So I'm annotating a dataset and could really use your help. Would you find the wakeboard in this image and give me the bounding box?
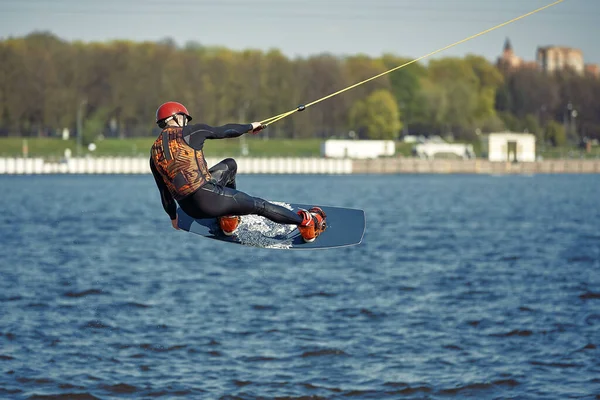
[176,202,365,250]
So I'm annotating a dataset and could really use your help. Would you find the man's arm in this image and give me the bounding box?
[185,123,253,140]
[210,123,255,139]
[149,158,177,221]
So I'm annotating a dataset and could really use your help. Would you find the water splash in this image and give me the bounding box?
[234,201,297,249]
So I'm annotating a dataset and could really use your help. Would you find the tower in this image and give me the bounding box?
[503,38,513,58]
[497,37,522,70]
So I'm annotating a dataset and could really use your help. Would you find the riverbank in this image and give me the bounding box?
[1,157,599,175]
[2,137,599,160]
[352,158,600,174]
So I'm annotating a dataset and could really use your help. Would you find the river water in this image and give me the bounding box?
[0,173,599,399]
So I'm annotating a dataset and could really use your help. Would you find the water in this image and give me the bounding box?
[0,173,599,399]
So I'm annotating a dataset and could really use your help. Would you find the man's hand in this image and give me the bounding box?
[250,122,265,134]
[171,215,180,230]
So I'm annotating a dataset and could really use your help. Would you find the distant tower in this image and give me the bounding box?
[497,38,522,70]
[503,38,513,57]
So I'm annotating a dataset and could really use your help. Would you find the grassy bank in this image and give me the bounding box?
[0,137,152,158]
[0,137,415,159]
[0,137,597,159]
[0,137,322,158]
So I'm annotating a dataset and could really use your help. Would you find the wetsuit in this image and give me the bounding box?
[150,122,302,226]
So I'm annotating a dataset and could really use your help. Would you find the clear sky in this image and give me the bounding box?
[2,0,599,65]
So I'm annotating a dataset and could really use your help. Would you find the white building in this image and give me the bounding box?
[413,142,475,159]
[481,132,536,162]
[321,140,395,159]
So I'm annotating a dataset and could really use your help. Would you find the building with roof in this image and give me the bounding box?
[536,46,584,74]
[481,132,536,163]
[496,38,599,77]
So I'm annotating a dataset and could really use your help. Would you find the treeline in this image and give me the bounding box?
[1,32,599,145]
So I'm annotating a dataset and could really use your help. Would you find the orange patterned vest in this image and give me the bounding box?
[150,127,211,200]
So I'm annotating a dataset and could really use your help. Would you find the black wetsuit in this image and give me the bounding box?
[150,122,302,225]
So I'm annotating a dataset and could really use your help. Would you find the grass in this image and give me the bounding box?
[0,137,155,159]
[536,144,600,160]
[203,137,322,157]
[0,136,598,160]
[0,136,324,159]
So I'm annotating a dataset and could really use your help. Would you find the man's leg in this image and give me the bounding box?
[182,183,302,225]
[209,158,237,189]
[179,183,326,241]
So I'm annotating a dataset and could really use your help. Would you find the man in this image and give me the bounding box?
[149,101,327,242]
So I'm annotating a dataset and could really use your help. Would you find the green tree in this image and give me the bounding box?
[423,57,480,137]
[343,54,390,100]
[497,111,521,132]
[554,70,600,140]
[82,106,112,145]
[294,54,349,138]
[464,55,504,123]
[522,114,542,139]
[546,120,566,147]
[349,89,401,140]
[379,54,426,130]
[479,114,505,133]
[3,32,599,143]
[412,79,447,133]
[500,69,560,119]
[1,32,74,136]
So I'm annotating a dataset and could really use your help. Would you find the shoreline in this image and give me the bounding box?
[1,157,599,175]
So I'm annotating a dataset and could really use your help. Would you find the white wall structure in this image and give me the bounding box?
[414,142,475,159]
[321,140,395,159]
[0,157,353,175]
[482,132,536,162]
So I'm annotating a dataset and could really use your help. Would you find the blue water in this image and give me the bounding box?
[0,173,599,400]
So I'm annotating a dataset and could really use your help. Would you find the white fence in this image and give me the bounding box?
[0,157,353,175]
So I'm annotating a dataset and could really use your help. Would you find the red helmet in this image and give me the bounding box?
[155,101,192,124]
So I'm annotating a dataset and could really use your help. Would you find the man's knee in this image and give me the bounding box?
[222,158,237,172]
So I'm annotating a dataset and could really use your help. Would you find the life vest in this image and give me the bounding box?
[150,127,211,200]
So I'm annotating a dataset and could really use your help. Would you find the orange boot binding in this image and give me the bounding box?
[297,207,327,242]
[218,215,241,236]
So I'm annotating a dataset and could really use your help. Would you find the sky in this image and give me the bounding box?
[1,0,599,65]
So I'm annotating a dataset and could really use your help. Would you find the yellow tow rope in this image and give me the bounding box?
[259,0,565,128]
